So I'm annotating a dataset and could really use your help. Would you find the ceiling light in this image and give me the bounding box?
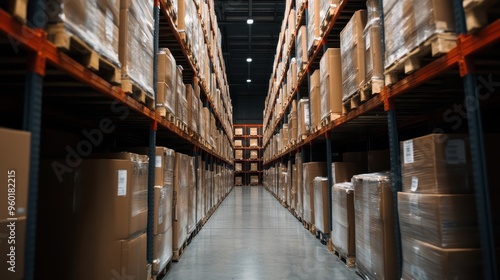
[247,79,252,83]
[247,58,252,62]
[247,19,254,24]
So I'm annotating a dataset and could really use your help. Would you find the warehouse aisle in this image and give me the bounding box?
[166,186,359,280]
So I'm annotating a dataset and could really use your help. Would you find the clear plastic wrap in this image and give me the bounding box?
[320,0,340,25]
[307,0,321,53]
[49,0,121,67]
[297,98,310,139]
[353,172,397,280]
[235,163,242,172]
[120,0,154,95]
[320,48,342,120]
[249,138,258,147]
[250,150,258,159]
[152,184,173,273]
[383,0,456,69]
[186,84,198,133]
[313,177,330,234]
[296,153,304,217]
[302,162,327,224]
[187,156,196,234]
[177,83,187,127]
[310,70,321,129]
[401,237,483,280]
[331,182,355,258]
[400,134,472,194]
[173,153,188,250]
[296,26,308,72]
[340,10,367,101]
[398,192,479,248]
[157,48,177,115]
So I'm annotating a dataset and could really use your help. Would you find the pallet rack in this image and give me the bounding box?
[234,124,263,186]
[0,0,234,279]
[262,0,499,279]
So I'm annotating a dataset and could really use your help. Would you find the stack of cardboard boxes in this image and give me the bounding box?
[331,182,356,266]
[320,48,342,122]
[303,162,327,226]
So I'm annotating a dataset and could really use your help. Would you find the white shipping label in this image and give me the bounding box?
[446,139,466,164]
[117,170,127,196]
[155,156,162,168]
[403,140,414,164]
[410,176,419,192]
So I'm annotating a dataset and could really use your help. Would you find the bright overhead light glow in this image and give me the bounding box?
[246,58,252,62]
[247,79,252,83]
[247,19,254,24]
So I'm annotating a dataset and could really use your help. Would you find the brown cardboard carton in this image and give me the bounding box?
[250,163,258,171]
[197,157,204,222]
[291,164,298,210]
[296,26,308,69]
[250,150,259,159]
[153,227,173,274]
[250,175,259,184]
[0,128,30,221]
[153,185,173,235]
[320,48,343,120]
[364,13,384,93]
[187,156,197,234]
[307,0,321,52]
[313,177,330,234]
[296,153,304,218]
[331,162,368,184]
[235,150,243,160]
[235,127,243,136]
[353,172,397,280]
[303,162,327,224]
[401,237,482,280]
[298,98,310,139]
[249,138,259,147]
[234,140,243,147]
[398,192,479,248]
[310,70,322,129]
[400,134,472,193]
[173,153,188,251]
[124,147,175,187]
[331,183,355,258]
[235,163,243,172]
[250,127,259,136]
[0,218,26,280]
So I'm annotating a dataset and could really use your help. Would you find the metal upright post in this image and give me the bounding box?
[453,1,497,278]
[24,1,46,279]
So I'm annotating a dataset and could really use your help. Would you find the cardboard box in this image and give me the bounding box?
[197,157,205,222]
[353,172,397,280]
[320,48,343,120]
[310,69,322,129]
[298,98,310,139]
[0,128,30,221]
[173,153,188,251]
[153,185,173,235]
[157,49,177,115]
[124,147,175,187]
[235,127,243,136]
[303,162,327,224]
[307,0,321,52]
[402,237,482,280]
[235,163,243,172]
[234,139,243,147]
[296,26,308,69]
[363,5,384,93]
[249,138,259,147]
[313,177,330,234]
[235,150,243,159]
[235,176,242,186]
[250,150,259,159]
[291,164,298,210]
[331,162,368,184]
[341,10,367,101]
[250,127,259,136]
[250,163,258,171]
[153,227,173,274]
[0,218,26,280]
[296,153,304,218]
[331,182,355,258]
[250,175,259,184]
[401,134,472,193]
[187,156,197,234]
[398,192,479,248]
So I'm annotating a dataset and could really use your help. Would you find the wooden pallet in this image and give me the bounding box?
[307,39,321,57]
[464,0,494,33]
[122,78,155,109]
[151,258,173,280]
[46,23,121,85]
[3,0,27,24]
[320,112,341,127]
[384,32,456,85]
[333,246,356,268]
[342,89,371,114]
[296,2,306,27]
[172,239,188,262]
[315,230,329,245]
[361,78,384,97]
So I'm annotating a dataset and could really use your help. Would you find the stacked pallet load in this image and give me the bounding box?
[362,0,384,97]
[303,162,327,231]
[187,156,197,236]
[331,182,356,267]
[383,0,456,85]
[173,153,189,261]
[398,134,485,279]
[313,177,330,242]
[320,48,342,125]
[353,172,397,279]
[157,48,178,118]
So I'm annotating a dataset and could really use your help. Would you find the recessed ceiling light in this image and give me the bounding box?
[247,58,252,62]
[247,19,254,24]
[247,79,252,83]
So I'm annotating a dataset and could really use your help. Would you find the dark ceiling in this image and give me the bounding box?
[214,0,286,98]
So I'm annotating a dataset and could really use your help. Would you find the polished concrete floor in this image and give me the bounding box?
[165,186,359,280]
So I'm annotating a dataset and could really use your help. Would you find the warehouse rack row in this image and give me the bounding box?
[234,124,263,186]
[262,0,499,279]
[0,0,235,279]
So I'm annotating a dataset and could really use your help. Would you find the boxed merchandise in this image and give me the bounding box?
[298,98,310,139]
[235,163,243,172]
[124,147,175,188]
[235,149,243,159]
[152,185,173,273]
[0,128,30,221]
[364,0,384,94]
[177,82,188,127]
[402,237,482,280]
[331,182,355,259]
[157,48,177,116]
[313,177,330,234]
[401,134,472,193]
[173,153,189,253]
[398,192,479,248]
[320,1,341,26]
[0,217,26,280]
[249,138,259,147]
[291,164,298,210]
[250,150,259,159]
[296,152,304,218]
[235,176,242,186]
[187,157,197,234]
[250,127,258,136]
[119,0,154,96]
[186,84,199,133]
[296,26,308,71]
[286,161,293,205]
[250,175,259,185]
[320,48,343,120]
[250,163,258,171]
[290,58,297,89]
[235,139,243,147]
[331,162,367,184]
[310,70,322,129]
[235,127,243,136]
[340,10,367,101]
[353,172,397,280]
[303,162,327,224]
[307,0,321,53]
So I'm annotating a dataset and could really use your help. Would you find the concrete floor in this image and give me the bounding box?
[165,186,359,280]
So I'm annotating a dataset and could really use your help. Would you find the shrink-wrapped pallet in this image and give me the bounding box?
[320,48,342,120]
[331,182,356,260]
[303,162,327,224]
